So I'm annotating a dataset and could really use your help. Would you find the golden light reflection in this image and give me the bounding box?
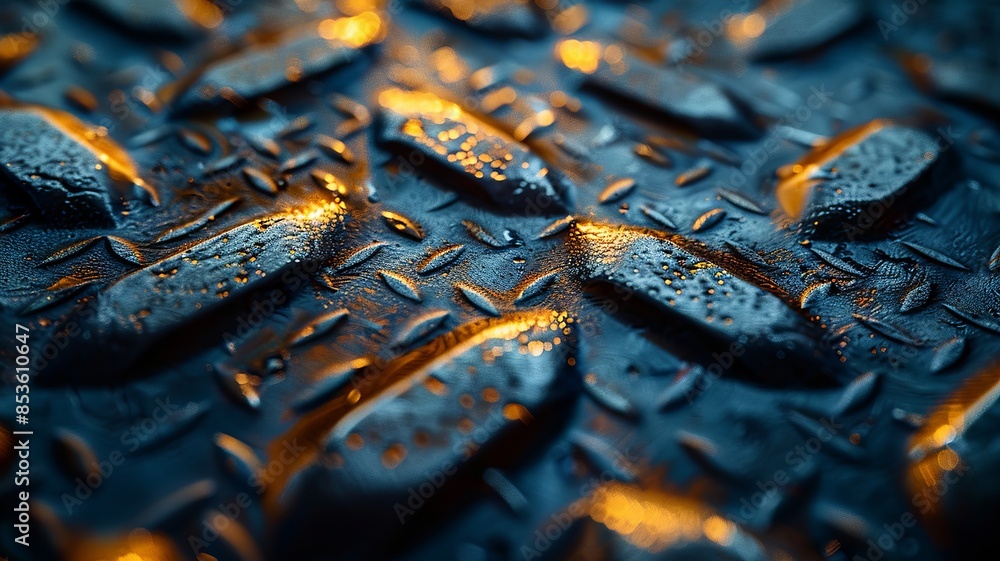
[336,0,386,15]
[264,310,571,515]
[502,403,532,422]
[726,13,767,43]
[431,46,467,84]
[440,0,475,21]
[177,0,224,29]
[0,99,158,204]
[0,33,38,69]
[330,310,568,439]
[907,363,999,526]
[588,482,744,553]
[68,529,181,561]
[287,200,347,223]
[937,448,959,471]
[776,119,889,218]
[603,43,624,64]
[552,4,590,35]
[557,39,602,74]
[378,88,465,121]
[433,0,530,22]
[379,88,533,183]
[724,0,801,46]
[315,171,348,194]
[318,11,383,48]
[481,86,517,113]
[908,363,1000,462]
[703,515,736,546]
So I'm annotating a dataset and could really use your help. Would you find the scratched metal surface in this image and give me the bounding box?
[0,0,999,560]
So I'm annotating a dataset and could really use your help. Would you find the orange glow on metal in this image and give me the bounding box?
[0,100,158,204]
[318,11,383,47]
[907,363,999,524]
[178,0,224,29]
[557,39,602,74]
[587,481,737,553]
[379,88,533,183]
[378,88,465,121]
[0,33,38,67]
[263,311,571,514]
[776,119,890,218]
[726,13,766,43]
[68,530,182,561]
